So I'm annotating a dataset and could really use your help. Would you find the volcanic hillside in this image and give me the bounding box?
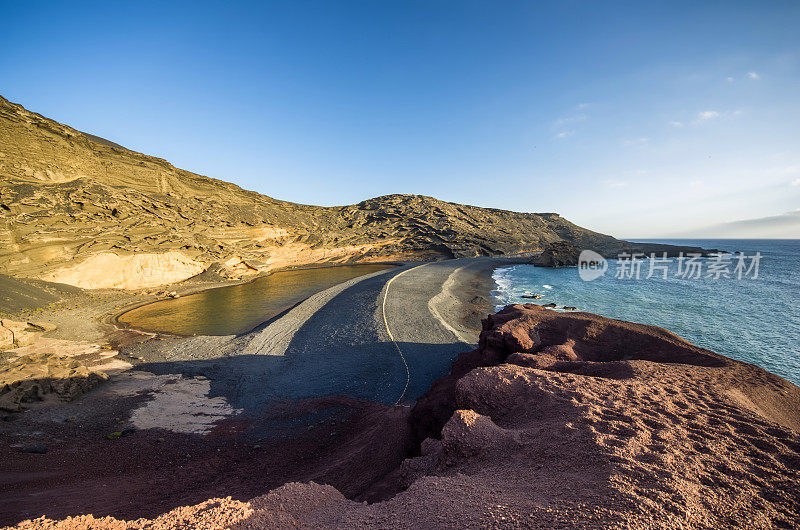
[0,95,620,289]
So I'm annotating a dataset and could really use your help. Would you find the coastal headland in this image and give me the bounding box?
[1,95,798,528]
[0,255,796,527]
[2,258,799,528]
[0,94,714,292]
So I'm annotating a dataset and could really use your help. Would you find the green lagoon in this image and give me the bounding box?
[118,264,395,336]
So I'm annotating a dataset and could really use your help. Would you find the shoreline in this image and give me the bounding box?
[118,257,527,404]
[5,268,799,527]
[0,257,524,525]
[107,260,406,337]
[2,256,800,527]
[1,254,514,349]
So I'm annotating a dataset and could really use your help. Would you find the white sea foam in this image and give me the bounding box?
[491,266,516,307]
[486,242,800,387]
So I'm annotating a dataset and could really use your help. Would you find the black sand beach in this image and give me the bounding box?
[0,257,523,524]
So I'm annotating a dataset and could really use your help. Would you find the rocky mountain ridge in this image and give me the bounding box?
[1,94,657,289]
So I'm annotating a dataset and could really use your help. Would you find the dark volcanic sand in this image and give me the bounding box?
[1,258,508,525]
[5,271,800,528]
[1,395,411,524]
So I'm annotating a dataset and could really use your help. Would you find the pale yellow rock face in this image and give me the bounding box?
[0,323,13,349]
[221,255,259,276]
[42,251,206,289]
[0,318,130,412]
[0,319,53,349]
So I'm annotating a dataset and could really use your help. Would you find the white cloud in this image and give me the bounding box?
[602,179,627,188]
[623,137,649,147]
[697,110,720,121]
[726,76,735,82]
[553,114,587,127]
[555,131,574,139]
[747,71,760,80]
[758,165,800,181]
[576,103,591,110]
[670,109,741,128]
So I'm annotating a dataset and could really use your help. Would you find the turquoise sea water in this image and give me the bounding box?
[492,239,800,385]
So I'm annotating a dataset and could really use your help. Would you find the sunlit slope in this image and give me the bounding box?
[0,95,619,288]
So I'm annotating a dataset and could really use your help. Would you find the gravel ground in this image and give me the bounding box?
[0,257,523,525]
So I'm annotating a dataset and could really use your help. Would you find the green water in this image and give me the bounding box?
[118,264,396,336]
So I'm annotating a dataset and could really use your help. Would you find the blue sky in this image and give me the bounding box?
[1,1,799,237]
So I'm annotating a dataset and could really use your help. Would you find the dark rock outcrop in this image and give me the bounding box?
[601,241,719,259]
[531,240,718,268]
[531,241,581,267]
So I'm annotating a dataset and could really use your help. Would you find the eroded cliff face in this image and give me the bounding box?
[0,95,620,289]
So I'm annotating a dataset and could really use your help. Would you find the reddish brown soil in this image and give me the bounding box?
[10,304,800,528]
[1,396,411,526]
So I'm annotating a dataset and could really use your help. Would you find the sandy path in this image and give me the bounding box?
[379,258,505,401]
[241,267,397,357]
[378,261,484,404]
[426,266,475,344]
[379,263,428,405]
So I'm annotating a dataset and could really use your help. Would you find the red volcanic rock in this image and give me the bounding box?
[480,303,726,366]
[16,304,800,528]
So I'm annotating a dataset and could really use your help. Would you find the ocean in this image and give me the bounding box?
[492,239,800,385]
